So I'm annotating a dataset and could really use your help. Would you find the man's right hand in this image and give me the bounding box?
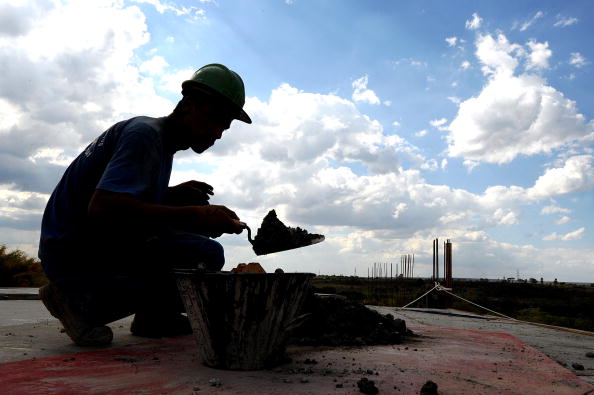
[189,205,244,238]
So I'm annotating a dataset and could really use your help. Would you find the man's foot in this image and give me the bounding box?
[130,312,192,338]
[39,283,113,347]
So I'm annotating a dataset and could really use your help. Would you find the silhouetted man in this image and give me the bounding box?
[38,64,251,346]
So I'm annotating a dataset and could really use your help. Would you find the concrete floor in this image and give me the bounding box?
[1,291,594,393]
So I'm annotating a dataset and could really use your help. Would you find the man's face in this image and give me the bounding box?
[182,102,233,153]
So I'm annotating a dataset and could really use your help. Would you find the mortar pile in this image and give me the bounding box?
[251,210,324,255]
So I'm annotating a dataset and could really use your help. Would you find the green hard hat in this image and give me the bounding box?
[181,63,252,124]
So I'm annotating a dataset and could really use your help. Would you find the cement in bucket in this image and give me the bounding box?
[174,271,315,370]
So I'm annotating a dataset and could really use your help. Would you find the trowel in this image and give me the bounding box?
[240,210,325,256]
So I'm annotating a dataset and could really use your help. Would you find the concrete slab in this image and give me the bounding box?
[0,288,39,300]
[2,325,592,394]
[1,299,593,393]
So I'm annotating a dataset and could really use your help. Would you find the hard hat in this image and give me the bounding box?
[181,63,252,124]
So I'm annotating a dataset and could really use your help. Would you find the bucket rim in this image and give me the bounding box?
[172,269,316,278]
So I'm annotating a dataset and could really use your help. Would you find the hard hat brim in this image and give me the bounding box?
[182,81,252,124]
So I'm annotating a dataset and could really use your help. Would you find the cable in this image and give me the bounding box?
[399,284,439,309]
[397,283,594,338]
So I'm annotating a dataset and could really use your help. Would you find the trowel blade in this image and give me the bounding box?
[247,209,326,256]
[254,235,325,256]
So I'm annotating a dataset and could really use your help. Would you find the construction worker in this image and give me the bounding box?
[38,64,250,346]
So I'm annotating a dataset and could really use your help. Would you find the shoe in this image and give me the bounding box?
[130,313,192,338]
[39,283,113,347]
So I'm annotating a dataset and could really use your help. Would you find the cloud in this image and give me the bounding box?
[0,1,173,192]
[465,13,482,30]
[526,40,551,70]
[415,130,427,137]
[460,60,471,70]
[541,205,571,215]
[131,0,206,19]
[445,36,458,47]
[556,216,570,225]
[543,227,585,241]
[554,15,578,28]
[528,155,594,199]
[447,34,593,165]
[569,52,587,68]
[140,55,169,75]
[352,75,381,105]
[518,11,544,31]
[430,118,448,131]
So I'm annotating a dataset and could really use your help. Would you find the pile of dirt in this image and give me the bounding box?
[289,293,408,346]
[252,210,324,255]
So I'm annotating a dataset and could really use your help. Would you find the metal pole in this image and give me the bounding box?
[436,238,439,281]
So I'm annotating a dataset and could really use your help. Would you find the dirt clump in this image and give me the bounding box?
[420,380,438,394]
[357,377,379,394]
[252,210,324,255]
[290,293,407,346]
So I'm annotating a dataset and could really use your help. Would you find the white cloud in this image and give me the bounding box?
[430,118,448,131]
[447,33,593,165]
[160,68,195,93]
[131,0,206,19]
[0,0,173,193]
[554,15,578,28]
[392,121,401,128]
[352,75,381,105]
[519,11,544,31]
[460,60,471,70]
[447,96,461,104]
[543,227,585,241]
[541,205,571,215]
[556,216,570,225]
[528,155,594,199]
[430,118,447,127]
[140,55,169,75]
[569,52,587,68]
[445,36,458,47]
[526,40,552,70]
[415,129,427,137]
[465,13,482,30]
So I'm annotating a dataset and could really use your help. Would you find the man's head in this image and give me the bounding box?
[182,63,251,124]
[171,64,251,153]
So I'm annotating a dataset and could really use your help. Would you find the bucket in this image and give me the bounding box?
[174,270,315,370]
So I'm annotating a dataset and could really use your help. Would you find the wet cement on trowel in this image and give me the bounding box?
[251,210,324,255]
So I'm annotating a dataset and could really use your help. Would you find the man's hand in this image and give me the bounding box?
[190,205,244,238]
[166,180,214,206]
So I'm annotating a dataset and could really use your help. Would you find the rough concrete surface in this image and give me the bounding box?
[1,294,593,394]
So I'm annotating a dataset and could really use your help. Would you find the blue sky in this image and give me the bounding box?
[1,0,593,281]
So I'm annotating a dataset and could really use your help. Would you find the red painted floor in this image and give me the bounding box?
[1,325,592,394]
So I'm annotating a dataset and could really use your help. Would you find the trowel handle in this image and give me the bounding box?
[239,222,254,244]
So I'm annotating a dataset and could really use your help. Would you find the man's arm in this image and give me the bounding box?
[88,189,243,237]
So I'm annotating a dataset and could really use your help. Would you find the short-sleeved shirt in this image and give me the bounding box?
[39,116,173,276]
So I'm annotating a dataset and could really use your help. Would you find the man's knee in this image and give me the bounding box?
[203,239,224,271]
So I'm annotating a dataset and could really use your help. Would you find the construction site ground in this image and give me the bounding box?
[1,288,593,394]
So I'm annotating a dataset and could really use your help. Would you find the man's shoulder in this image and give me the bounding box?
[115,116,166,142]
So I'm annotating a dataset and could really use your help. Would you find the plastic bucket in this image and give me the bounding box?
[174,270,315,370]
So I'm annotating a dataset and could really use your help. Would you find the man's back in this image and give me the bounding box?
[39,116,172,277]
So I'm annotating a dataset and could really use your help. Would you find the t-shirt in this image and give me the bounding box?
[38,116,173,274]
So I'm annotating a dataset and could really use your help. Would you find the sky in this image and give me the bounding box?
[1,0,593,282]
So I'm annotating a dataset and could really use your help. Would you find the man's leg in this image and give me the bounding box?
[40,232,225,344]
[129,231,225,337]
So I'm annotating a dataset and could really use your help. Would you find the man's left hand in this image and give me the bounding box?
[167,180,214,206]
